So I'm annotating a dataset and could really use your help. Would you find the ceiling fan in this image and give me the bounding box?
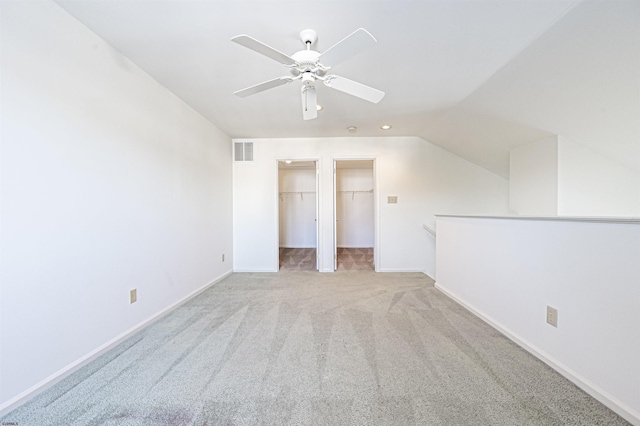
[231,28,385,120]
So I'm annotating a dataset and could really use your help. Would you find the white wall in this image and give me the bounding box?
[558,137,640,216]
[510,135,640,217]
[509,137,558,215]
[435,216,640,424]
[336,166,374,248]
[0,1,232,412]
[233,136,509,275]
[279,167,317,248]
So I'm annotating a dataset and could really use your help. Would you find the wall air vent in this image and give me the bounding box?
[234,141,254,161]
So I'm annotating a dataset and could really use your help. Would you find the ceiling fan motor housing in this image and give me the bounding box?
[292,50,321,68]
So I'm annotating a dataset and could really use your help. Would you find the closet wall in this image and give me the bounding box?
[336,164,374,248]
[279,166,317,248]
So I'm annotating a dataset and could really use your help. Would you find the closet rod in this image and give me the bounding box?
[337,189,374,200]
[279,191,316,201]
[279,191,317,194]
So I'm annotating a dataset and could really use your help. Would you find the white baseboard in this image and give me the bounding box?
[435,282,640,426]
[0,270,233,418]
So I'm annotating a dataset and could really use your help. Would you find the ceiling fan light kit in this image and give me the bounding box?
[231,28,385,120]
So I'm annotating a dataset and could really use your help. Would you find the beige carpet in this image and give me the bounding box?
[1,271,628,425]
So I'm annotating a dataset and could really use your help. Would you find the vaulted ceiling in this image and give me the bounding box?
[54,0,639,178]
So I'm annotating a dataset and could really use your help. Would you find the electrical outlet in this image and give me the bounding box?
[546,306,558,327]
[387,196,398,204]
[222,253,225,262]
[130,289,137,304]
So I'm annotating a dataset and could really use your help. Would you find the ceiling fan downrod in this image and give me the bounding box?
[299,29,317,49]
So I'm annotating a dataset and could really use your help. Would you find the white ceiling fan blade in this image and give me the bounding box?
[231,35,295,65]
[234,76,293,98]
[301,86,318,120]
[319,28,377,67]
[323,75,385,103]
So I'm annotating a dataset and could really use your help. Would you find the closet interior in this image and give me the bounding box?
[278,160,318,271]
[335,160,375,270]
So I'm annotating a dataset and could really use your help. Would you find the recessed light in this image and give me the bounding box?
[317,104,323,111]
[285,160,292,164]
[347,126,357,133]
[380,124,392,130]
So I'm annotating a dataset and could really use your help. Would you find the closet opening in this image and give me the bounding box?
[278,160,319,271]
[333,160,375,271]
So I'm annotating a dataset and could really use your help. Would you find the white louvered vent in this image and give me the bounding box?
[234,142,254,161]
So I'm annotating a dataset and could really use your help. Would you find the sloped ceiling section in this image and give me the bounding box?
[53,0,638,177]
[424,0,640,177]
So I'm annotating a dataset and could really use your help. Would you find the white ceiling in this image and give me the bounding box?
[54,0,639,177]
